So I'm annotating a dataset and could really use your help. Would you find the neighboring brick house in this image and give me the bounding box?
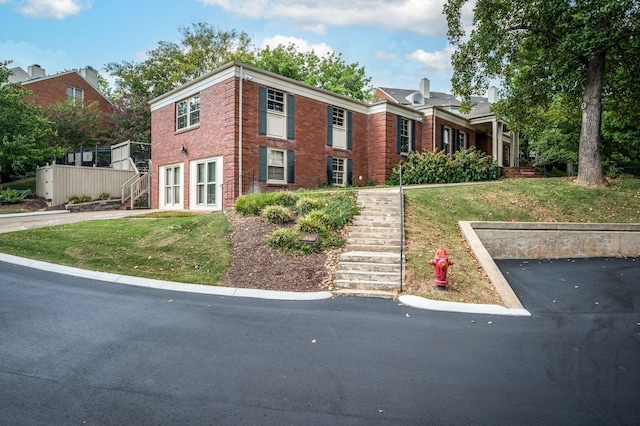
[9,64,112,113]
[150,61,516,211]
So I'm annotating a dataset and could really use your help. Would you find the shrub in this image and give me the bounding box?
[386,147,499,185]
[272,191,299,207]
[0,188,29,205]
[266,228,310,253]
[297,213,328,235]
[261,205,294,224]
[295,196,324,214]
[98,192,111,200]
[321,193,359,229]
[67,195,93,204]
[234,192,278,215]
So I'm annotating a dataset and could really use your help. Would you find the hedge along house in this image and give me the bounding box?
[149,61,424,211]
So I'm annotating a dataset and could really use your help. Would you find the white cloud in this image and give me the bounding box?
[406,46,454,73]
[375,50,396,61]
[261,35,334,56]
[199,0,461,36]
[11,0,91,19]
[1,40,75,72]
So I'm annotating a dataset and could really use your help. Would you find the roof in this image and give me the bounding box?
[377,87,461,108]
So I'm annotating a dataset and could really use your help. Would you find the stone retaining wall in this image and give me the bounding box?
[65,199,122,213]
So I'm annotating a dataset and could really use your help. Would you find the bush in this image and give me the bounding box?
[386,147,499,185]
[266,228,310,253]
[295,196,324,214]
[297,212,328,235]
[234,192,278,215]
[98,192,111,200]
[261,205,294,224]
[272,191,299,207]
[67,194,93,204]
[322,193,359,229]
[0,188,29,205]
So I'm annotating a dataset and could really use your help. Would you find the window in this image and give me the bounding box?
[196,161,216,206]
[331,107,347,149]
[161,165,182,208]
[259,146,294,184]
[332,107,345,127]
[66,86,83,105]
[267,89,284,112]
[332,157,347,186]
[176,94,200,130]
[441,126,451,153]
[456,131,467,152]
[399,117,411,154]
[268,148,286,182]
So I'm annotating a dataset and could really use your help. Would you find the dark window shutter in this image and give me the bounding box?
[287,94,295,140]
[287,150,295,183]
[396,115,402,154]
[347,159,353,186]
[440,124,445,151]
[327,106,333,147]
[411,119,416,152]
[327,156,333,184]
[258,87,267,135]
[452,129,459,153]
[347,111,353,150]
[259,146,267,181]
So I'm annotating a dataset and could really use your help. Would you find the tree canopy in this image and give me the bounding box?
[444,0,640,186]
[0,62,58,180]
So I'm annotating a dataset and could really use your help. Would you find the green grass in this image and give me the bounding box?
[1,177,36,192]
[403,177,640,304]
[0,211,231,285]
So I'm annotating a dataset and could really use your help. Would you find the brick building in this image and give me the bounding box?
[150,61,518,211]
[9,64,111,113]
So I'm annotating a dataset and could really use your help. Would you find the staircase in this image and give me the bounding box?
[333,189,404,293]
[502,167,546,179]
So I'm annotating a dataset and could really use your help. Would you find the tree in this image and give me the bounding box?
[0,62,58,181]
[108,92,151,144]
[42,101,112,151]
[249,44,372,100]
[444,0,640,186]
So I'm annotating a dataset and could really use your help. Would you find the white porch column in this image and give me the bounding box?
[492,119,500,164]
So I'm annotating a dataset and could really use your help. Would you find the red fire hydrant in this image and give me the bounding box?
[429,247,454,289]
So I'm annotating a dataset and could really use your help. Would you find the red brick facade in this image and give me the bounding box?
[150,62,494,211]
[22,72,111,113]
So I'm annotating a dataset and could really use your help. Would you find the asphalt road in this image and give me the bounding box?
[1,258,639,425]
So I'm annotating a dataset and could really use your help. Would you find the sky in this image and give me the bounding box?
[0,0,476,94]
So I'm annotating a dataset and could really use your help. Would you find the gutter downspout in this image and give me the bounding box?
[238,66,244,198]
[432,108,437,151]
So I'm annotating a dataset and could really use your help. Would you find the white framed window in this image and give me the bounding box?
[190,157,222,210]
[266,89,286,138]
[332,157,347,186]
[332,107,347,149]
[160,164,183,209]
[441,126,451,154]
[66,86,83,105]
[176,94,200,130]
[268,148,286,183]
[456,131,467,151]
[400,117,411,154]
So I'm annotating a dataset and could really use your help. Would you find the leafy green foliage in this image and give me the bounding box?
[271,191,299,207]
[66,195,93,204]
[0,61,59,179]
[295,196,325,215]
[296,213,328,235]
[266,228,310,253]
[0,188,29,204]
[261,205,294,224]
[98,192,111,200]
[387,148,499,185]
[42,100,112,151]
[234,192,281,215]
[444,0,639,186]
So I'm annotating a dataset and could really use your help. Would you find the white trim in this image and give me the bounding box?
[159,163,183,209]
[189,156,223,211]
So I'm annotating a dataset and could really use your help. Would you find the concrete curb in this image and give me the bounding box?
[0,210,70,219]
[399,295,531,317]
[0,253,333,302]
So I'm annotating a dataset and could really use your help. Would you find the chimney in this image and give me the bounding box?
[80,66,98,87]
[28,64,46,79]
[419,78,430,98]
[488,86,499,103]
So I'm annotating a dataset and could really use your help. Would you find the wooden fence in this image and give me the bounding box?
[36,164,136,207]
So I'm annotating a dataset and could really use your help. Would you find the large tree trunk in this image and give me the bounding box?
[576,52,608,187]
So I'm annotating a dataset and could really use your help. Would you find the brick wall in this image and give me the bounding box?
[23,72,111,114]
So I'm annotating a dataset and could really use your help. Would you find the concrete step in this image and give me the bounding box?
[335,269,402,283]
[336,261,402,273]
[345,244,402,253]
[333,279,402,292]
[352,216,401,225]
[339,251,404,264]
[347,237,402,246]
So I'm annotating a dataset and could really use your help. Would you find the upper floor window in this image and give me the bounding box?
[66,86,83,105]
[327,106,352,150]
[332,107,345,127]
[177,94,200,130]
[267,89,284,112]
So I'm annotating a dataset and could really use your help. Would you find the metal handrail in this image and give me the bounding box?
[220,169,255,211]
[399,164,404,293]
